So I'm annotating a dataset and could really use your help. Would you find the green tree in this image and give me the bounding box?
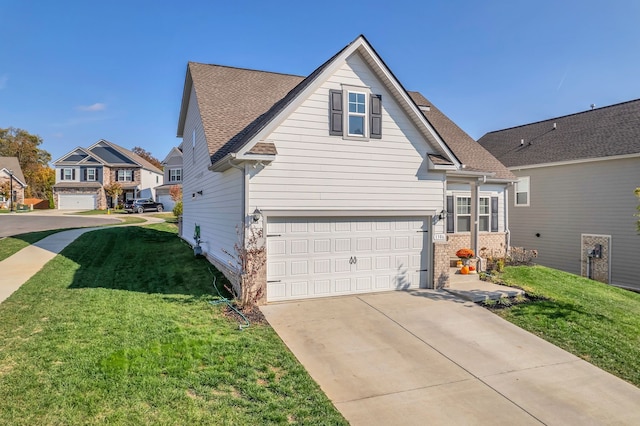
[104,182,123,208]
[0,127,54,199]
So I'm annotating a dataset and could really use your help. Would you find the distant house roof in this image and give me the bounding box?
[477,99,640,168]
[178,37,512,181]
[0,156,27,186]
[54,140,163,174]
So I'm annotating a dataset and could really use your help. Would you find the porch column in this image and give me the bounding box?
[470,180,479,264]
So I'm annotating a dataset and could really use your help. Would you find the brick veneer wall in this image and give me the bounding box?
[433,241,450,288]
[447,233,508,258]
[581,235,610,284]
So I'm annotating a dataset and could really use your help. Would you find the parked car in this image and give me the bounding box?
[123,198,164,214]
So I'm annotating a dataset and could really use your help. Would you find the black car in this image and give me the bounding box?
[123,198,164,214]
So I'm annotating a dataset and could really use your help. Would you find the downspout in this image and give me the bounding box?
[505,183,511,254]
[226,159,246,224]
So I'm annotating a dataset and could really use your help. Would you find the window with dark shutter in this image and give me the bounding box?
[370,94,382,139]
[446,196,454,233]
[329,90,343,136]
[491,197,499,232]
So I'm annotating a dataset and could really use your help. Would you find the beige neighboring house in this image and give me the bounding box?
[155,146,183,211]
[52,139,164,210]
[176,35,515,303]
[478,99,640,291]
[0,156,27,209]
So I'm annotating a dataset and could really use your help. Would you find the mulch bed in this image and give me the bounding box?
[223,304,268,325]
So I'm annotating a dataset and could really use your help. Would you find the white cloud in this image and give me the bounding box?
[0,74,8,90]
[76,102,107,112]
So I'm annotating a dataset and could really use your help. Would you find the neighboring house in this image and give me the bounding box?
[478,99,640,291]
[176,35,515,303]
[0,156,27,209]
[155,146,183,211]
[52,139,164,210]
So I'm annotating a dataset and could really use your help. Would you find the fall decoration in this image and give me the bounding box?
[460,265,470,275]
[456,248,475,259]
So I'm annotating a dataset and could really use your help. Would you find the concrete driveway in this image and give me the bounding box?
[0,211,120,237]
[261,291,640,425]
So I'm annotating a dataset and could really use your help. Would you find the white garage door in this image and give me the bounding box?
[266,217,429,302]
[59,194,96,210]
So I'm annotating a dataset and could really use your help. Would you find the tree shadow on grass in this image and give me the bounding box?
[508,299,612,324]
[65,226,233,299]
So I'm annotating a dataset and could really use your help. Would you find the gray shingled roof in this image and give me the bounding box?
[185,52,514,180]
[477,99,640,167]
[0,156,27,186]
[188,63,305,163]
[408,92,515,180]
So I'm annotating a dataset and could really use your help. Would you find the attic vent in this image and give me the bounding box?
[419,105,431,112]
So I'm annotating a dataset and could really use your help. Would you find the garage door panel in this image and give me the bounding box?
[267,216,429,302]
[59,194,96,210]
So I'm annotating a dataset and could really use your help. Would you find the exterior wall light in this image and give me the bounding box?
[252,208,262,222]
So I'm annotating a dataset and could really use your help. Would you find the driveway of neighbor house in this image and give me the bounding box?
[261,291,640,425]
[0,211,120,237]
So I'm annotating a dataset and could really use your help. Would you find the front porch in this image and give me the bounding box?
[445,268,523,302]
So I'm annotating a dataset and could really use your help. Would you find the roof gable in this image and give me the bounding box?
[0,156,27,186]
[53,147,104,166]
[178,35,462,170]
[87,140,163,173]
[478,99,640,168]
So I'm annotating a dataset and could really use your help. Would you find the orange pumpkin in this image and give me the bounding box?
[460,266,470,275]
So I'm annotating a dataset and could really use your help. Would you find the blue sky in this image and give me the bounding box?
[1,0,639,163]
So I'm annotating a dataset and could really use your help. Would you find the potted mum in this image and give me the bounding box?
[455,248,475,274]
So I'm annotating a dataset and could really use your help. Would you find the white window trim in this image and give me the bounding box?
[87,168,96,181]
[169,168,182,182]
[63,168,73,181]
[342,85,371,141]
[515,176,530,207]
[479,197,490,232]
[117,169,133,182]
[451,193,495,233]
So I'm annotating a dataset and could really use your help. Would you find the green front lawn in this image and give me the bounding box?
[0,224,345,425]
[495,265,640,387]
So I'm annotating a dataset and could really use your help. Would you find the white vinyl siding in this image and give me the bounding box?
[249,53,445,220]
[508,157,639,290]
[181,85,243,267]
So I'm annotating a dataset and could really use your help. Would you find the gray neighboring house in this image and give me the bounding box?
[155,146,183,211]
[478,99,640,291]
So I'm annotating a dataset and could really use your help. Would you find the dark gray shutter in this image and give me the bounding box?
[491,196,498,232]
[72,169,76,180]
[132,170,135,181]
[370,94,382,139]
[446,196,454,233]
[60,169,64,180]
[329,89,343,136]
[83,169,87,181]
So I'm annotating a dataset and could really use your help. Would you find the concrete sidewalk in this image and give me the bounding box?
[262,291,640,425]
[0,216,165,304]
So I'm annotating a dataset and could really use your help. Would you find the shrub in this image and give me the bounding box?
[173,201,183,217]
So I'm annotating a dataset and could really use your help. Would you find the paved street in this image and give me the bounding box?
[0,211,120,237]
